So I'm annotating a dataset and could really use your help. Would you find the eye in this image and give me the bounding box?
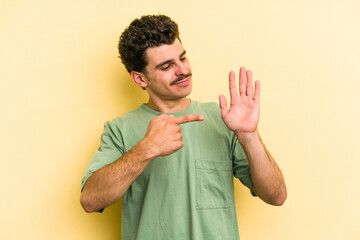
[161,63,173,71]
[180,56,187,62]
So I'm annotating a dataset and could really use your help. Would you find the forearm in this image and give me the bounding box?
[236,131,287,206]
[80,139,155,213]
[80,113,203,213]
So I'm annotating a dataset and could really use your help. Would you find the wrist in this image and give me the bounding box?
[235,130,260,145]
[133,138,158,162]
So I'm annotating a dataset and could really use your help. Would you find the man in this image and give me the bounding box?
[80,15,286,239]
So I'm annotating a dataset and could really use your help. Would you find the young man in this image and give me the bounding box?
[80,15,286,239]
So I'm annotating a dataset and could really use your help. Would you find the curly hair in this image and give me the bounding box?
[118,15,180,73]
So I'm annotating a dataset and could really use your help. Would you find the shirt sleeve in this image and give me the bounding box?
[80,120,125,192]
[232,134,257,197]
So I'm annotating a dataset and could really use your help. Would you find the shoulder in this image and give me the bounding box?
[110,105,149,124]
[103,105,150,134]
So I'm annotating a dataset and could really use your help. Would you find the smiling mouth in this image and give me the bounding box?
[170,73,192,86]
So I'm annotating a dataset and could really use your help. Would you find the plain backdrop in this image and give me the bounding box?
[1,0,359,239]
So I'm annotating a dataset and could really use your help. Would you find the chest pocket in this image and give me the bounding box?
[195,159,234,209]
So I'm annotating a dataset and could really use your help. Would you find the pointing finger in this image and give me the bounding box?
[229,71,238,98]
[172,115,204,125]
[154,113,174,122]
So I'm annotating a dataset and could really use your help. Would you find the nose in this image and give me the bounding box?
[175,61,188,76]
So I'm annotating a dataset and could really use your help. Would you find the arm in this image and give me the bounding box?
[236,131,286,206]
[219,67,287,206]
[80,114,204,213]
[80,139,155,213]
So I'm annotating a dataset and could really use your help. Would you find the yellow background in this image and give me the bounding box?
[1,0,359,239]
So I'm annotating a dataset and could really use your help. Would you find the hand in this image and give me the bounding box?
[219,67,260,134]
[143,114,204,157]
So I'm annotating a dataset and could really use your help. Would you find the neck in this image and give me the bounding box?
[146,97,191,113]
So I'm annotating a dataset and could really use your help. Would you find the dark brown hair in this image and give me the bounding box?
[118,15,180,73]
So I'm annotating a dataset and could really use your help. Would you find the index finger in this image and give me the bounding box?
[172,115,204,124]
[153,113,174,122]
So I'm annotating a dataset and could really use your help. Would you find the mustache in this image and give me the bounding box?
[170,73,192,86]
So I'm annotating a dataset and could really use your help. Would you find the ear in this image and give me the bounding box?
[130,71,147,88]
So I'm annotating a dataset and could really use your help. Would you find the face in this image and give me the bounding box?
[137,39,192,102]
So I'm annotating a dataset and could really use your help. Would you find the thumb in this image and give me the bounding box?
[219,95,229,118]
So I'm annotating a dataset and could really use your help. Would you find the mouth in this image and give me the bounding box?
[170,73,192,86]
[173,77,190,86]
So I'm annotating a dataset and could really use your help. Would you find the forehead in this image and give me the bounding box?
[145,39,185,67]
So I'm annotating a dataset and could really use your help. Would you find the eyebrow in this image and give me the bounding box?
[155,50,187,69]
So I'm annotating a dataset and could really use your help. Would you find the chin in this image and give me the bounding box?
[181,85,192,98]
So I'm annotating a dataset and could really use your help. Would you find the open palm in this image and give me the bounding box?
[219,67,260,133]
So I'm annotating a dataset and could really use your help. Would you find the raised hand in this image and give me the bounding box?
[143,114,204,157]
[219,67,260,134]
